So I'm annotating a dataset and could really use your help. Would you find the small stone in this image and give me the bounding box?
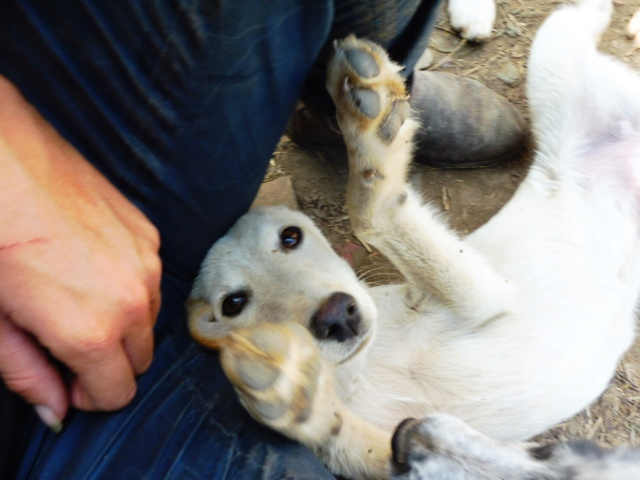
[416,48,434,70]
[496,62,521,87]
[252,176,299,209]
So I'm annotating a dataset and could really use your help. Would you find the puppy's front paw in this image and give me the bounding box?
[327,36,417,233]
[220,323,343,443]
[327,35,411,147]
[448,0,496,41]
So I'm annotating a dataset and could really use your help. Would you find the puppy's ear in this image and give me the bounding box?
[186,297,233,349]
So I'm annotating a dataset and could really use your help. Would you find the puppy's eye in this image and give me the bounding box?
[280,226,303,250]
[221,291,249,317]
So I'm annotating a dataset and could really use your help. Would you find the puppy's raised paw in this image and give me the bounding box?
[220,323,342,443]
[327,35,410,147]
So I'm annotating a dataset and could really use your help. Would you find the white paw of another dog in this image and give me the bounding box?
[448,0,496,41]
[390,414,640,480]
[390,414,537,479]
[219,322,343,444]
[629,9,640,47]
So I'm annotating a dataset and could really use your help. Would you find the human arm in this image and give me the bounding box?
[0,75,161,428]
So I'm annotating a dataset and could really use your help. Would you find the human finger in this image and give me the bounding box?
[122,313,155,376]
[69,340,137,411]
[0,315,68,429]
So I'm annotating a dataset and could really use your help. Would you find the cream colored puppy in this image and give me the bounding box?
[188,0,640,478]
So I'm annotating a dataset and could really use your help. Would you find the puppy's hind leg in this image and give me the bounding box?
[522,0,640,301]
[527,0,640,166]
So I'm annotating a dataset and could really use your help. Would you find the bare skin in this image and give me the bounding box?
[0,76,162,428]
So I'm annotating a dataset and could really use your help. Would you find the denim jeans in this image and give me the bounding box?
[0,0,439,478]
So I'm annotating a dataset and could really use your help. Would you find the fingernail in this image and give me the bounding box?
[34,405,63,433]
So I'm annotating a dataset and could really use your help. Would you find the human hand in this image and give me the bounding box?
[0,76,162,429]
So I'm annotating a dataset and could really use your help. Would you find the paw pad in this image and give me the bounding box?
[235,355,280,391]
[244,325,289,357]
[328,36,410,146]
[221,327,289,393]
[350,87,381,119]
[249,397,288,421]
[344,48,380,78]
[378,99,410,144]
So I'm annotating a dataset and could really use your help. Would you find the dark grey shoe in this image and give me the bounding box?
[409,70,525,168]
[286,105,345,149]
[288,71,525,168]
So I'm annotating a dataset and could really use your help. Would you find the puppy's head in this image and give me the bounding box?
[187,206,377,365]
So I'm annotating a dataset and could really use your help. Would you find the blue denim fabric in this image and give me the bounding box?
[0,0,439,478]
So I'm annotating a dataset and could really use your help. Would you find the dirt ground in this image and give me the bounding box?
[261,1,640,448]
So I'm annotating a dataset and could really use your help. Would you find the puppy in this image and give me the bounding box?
[188,0,640,477]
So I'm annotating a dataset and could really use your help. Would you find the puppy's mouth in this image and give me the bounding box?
[336,326,373,365]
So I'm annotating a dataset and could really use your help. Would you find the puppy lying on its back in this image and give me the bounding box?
[188,0,640,478]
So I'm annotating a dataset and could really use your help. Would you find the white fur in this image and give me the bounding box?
[447,0,496,40]
[189,0,640,478]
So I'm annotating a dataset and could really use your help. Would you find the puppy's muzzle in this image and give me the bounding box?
[311,292,361,342]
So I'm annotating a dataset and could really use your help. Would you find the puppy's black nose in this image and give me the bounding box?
[311,292,361,342]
